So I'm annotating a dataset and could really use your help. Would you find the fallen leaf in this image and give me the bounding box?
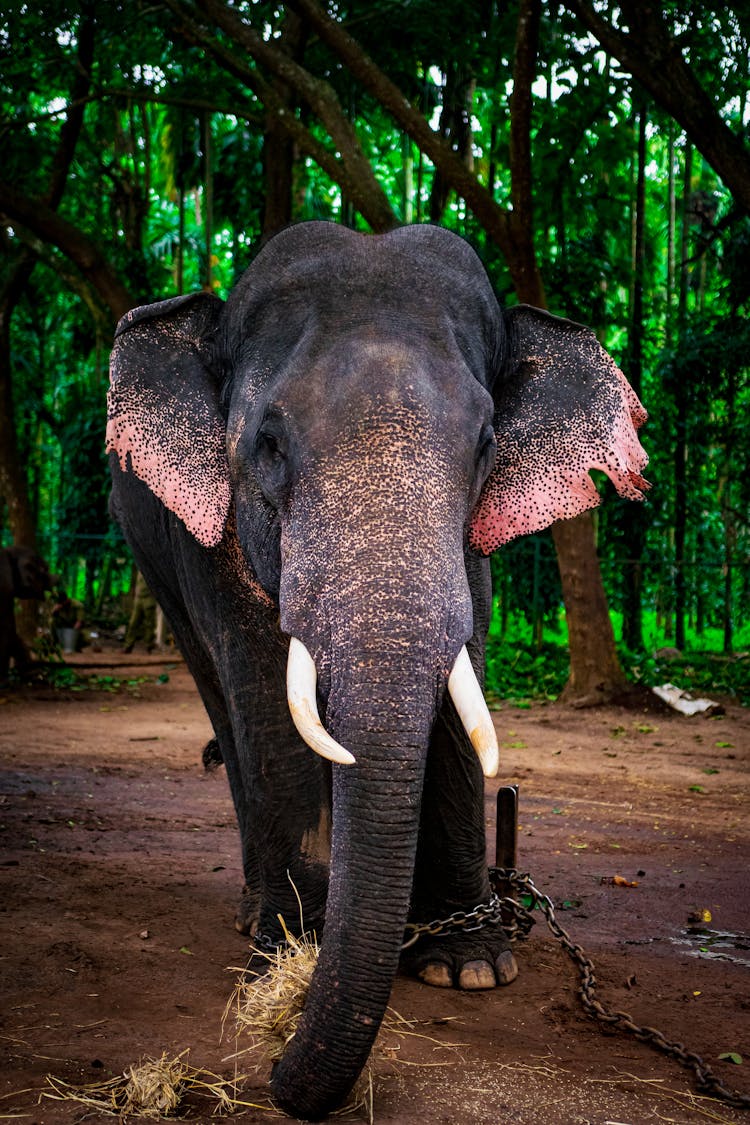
[688,908,713,924]
[718,1052,743,1065]
[612,875,639,888]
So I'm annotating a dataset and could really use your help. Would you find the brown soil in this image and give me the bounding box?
[1,649,748,1124]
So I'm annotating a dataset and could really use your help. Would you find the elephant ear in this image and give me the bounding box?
[468,305,649,555]
[106,292,230,548]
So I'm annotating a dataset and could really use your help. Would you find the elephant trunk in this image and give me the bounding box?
[270,663,435,1119]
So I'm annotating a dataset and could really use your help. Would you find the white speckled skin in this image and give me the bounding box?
[107,222,647,1119]
[469,305,648,553]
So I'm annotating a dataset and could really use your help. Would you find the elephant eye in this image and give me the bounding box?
[476,424,497,471]
[253,417,292,505]
[256,428,284,464]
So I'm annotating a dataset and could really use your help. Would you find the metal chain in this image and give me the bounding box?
[252,930,288,955]
[401,892,533,950]
[402,867,749,1110]
[488,867,750,1111]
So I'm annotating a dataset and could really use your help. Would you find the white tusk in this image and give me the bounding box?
[286,637,356,766]
[448,645,499,778]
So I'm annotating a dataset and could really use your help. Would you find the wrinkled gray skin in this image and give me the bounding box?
[0,546,54,678]
[107,222,647,1119]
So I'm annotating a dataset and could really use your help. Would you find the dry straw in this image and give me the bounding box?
[224,921,461,1121]
[41,1049,269,1118]
[41,915,458,1120]
[224,926,379,1118]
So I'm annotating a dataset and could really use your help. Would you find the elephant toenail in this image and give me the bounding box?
[495,949,519,984]
[459,960,496,990]
[419,963,453,988]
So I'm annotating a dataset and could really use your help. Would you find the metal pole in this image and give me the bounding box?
[495,784,518,870]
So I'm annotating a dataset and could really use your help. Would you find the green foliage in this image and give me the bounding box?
[10,660,151,694]
[485,633,570,704]
[486,607,750,704]
[1,0,748,656]
[627,649,750,704]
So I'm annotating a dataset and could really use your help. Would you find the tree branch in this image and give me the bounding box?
[566,0,750,214]
[285,0,517,260]
[508,0,546,305]
[169,0,396,231]
[0,182,134,321]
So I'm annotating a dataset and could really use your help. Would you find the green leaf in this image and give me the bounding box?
[718,1053,743,1065]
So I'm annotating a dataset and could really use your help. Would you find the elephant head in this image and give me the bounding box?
[106,222,647,1118]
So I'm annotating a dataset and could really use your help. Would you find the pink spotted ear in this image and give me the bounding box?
[469,305,649,555]
[106,293,230,548]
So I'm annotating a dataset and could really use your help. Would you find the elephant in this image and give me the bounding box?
[106,221,648,1119]
[0,546,55,679]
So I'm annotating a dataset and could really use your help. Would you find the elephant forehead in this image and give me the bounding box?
[279,332,492,432]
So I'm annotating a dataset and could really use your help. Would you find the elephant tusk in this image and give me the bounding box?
[286,637,356,766]
[448,646,499,778]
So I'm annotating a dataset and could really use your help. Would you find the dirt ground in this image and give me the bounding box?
[1,648,748,1125]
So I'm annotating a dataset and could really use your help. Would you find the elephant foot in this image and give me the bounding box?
[402,927,518,991]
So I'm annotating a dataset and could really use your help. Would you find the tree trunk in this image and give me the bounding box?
[261,11,307,239]
[674,142,693,651]
[201,112,213,290]
[429,64,475,222]
[553,515,629,703]
[665,120,676,348]
[0,266,38,548]
[509,0,628,702]
[0,9,95,551]
[720,365,737,655]
[621,97,647,652]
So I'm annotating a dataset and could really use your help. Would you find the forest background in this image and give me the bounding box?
[1,0,749,706]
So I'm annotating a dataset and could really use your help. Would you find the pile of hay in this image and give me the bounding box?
[225,925,458,1120]
[226,928,320,1064]
[41,1050,267,1118]
[43,920,456,1120]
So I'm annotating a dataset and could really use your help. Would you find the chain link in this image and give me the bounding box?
[252,930,288,955]
[490,867,750,1111]
[401,891,533,950]
[402,867,750,1111]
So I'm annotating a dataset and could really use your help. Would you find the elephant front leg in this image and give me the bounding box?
[226,696,332,959]
[404,700,518,990]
